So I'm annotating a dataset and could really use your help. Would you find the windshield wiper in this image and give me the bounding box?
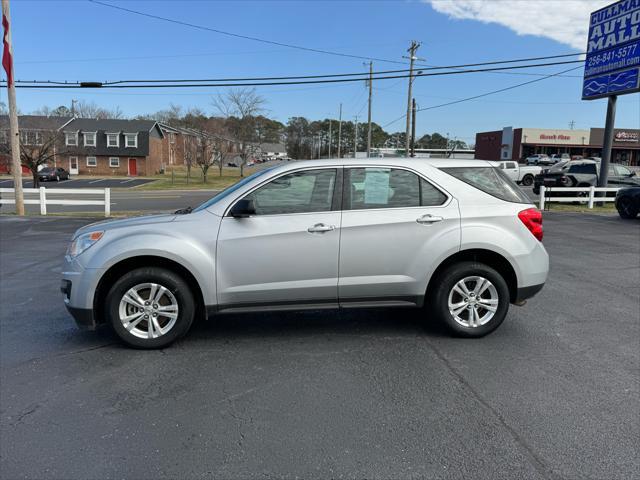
[174,206,193,215]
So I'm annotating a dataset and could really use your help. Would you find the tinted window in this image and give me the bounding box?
[441,167,530,204]
[245,169,336,215]
[421,178,447,206]
[568,163,597,174]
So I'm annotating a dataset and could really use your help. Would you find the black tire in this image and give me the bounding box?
[617,197,639,219]
[105,267,195,349]
[521,174,534,186]
[427,261,510,338]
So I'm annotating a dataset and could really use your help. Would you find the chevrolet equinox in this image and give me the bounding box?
[61,159,548,348]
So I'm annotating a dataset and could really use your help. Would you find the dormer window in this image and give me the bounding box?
[65,131,78,146]
[83,132,96,147]
[106,133,119,148]
[124,133,138,148]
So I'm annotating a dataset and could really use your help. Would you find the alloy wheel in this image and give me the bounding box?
[118,283,179,339]
[447,276,499,328]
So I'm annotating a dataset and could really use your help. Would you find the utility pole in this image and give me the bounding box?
[410,98,416,158]
[353,115,358,158]
[328,120,332,158]
[569,120,575,130]
[337,103,343,158]
[404,40,420,158]
[366,61,373,158]
[2,0,23,215]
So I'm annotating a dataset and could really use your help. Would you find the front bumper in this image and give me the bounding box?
[515,283,545,303]
[61,255,104,330]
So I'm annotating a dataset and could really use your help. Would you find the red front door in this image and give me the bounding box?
[128,158,137,176]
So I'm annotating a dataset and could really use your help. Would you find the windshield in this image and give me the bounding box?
[192,167,277,213]
[40,167,54,173]
[548,161,569,172]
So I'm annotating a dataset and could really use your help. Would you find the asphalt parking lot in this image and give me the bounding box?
[0,214,638,479]
[0,177,156,189]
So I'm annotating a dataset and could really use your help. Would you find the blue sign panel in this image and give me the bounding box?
[582,0,640,100]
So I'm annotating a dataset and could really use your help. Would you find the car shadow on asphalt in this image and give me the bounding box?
[184,307,451,342]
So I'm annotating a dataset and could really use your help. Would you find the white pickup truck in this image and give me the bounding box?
[495,161,542,186]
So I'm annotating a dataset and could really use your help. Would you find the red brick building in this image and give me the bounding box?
[475,126,640,165]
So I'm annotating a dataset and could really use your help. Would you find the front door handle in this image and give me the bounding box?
[416,214,443,225]
[307,223,335,233]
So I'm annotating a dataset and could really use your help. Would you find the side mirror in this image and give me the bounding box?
[229,199,256,218]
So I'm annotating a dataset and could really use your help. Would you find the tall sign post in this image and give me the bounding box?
[2,0,23,215]
[582,0,640,187]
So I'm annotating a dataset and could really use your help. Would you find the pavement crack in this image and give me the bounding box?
[425,337,563,480]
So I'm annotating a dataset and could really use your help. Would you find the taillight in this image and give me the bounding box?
[518,208,543,242]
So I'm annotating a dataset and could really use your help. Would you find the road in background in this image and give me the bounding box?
[1,214,638,479]
[0,177,155,189]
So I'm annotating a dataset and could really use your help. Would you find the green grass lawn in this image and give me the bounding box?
[135,166,259,191]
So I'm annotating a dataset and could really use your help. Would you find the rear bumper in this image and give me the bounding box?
[515,283,544,303]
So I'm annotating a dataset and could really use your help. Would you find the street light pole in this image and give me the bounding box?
[2,0,23,215]
[337,103,343,158]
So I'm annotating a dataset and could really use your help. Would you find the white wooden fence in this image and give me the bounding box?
[0,188,111,216]
[539,185,619,210]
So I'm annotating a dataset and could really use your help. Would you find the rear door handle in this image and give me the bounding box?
[307,223,336,233]
[416,214,443,225]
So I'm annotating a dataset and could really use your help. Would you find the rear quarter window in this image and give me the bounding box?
[441,166,531,204]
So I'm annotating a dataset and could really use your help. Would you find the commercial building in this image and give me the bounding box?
[475,126,640,165]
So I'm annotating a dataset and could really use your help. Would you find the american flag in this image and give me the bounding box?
[2,10,13,87]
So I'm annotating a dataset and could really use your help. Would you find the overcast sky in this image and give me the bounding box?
[3,0,639,143]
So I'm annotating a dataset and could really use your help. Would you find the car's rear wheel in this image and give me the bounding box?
[617,197,639,219]
[105,267,195,349]
[428,262,509,337]
[521,174,534,186]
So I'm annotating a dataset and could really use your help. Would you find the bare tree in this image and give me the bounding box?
[1,132,75,188]
[212,88,265,177]
[73,100,123,119]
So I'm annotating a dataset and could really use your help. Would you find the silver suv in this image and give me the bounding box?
[61,158,548,348]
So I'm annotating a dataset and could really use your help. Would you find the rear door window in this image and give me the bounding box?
[568,163,597,174]
[346,168,446,210]
[441,167,530,203]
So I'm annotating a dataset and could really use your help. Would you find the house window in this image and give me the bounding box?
[83,132,96,147]
[109,157,120,167]
[107,133,119,147]
[86,156,97,167]
[20,131,42,145]
[124,133,138,148]
[65,132,78,146]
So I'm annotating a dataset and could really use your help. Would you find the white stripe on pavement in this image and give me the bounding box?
[89,179,105,184]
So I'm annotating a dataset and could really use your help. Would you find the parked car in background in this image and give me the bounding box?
[61,158,548,348]
[615,186,640,219]
[38,167,70,182]
[532,159,640,194]
[525,154,549,165]
[496,160,541,186]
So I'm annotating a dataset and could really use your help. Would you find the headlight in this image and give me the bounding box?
[66,231,104,258]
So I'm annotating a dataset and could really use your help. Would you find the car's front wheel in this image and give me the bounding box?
[428,262,510,337]
[617,196,639,219]
[105,267,195,348]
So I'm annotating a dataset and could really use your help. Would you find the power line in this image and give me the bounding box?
[5,60,584,89]
[381,65,584,129]
[88,0,409,66]
[88,0,585,73]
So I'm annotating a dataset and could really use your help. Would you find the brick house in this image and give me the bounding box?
[0,115,73,173]
[60,118,165,176]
